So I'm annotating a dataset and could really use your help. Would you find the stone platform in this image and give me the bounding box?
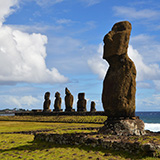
[99,117,146,136]
[15,111,106,116]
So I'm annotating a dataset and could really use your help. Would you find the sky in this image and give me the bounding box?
[1,0,160,111]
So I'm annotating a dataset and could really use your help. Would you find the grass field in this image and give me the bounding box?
[0,116,159,160]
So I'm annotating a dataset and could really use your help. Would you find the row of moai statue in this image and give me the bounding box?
[43,88,96,112]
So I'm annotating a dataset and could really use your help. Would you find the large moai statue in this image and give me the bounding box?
[65,88,74,112]
[102,21,136,118]
[43,92,51,112]
[99,21,145,135]
[53,92,62,112]
[77,93,87,112]
[90,101,96,112]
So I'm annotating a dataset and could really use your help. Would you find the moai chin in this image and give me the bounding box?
[90,101,96,112]
[65,88,74,112]
[43,92,51,112]
[102,21,136,118]
[53,92,62,112]
[77,93,87,112]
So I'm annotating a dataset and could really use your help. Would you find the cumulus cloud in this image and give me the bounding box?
[0,95,40,108]
[88,44,108,79]
[88,44,160,83]
[113,6,160,20]
[128,45,160,81]
[130,34,160,63]
[0,0,68,84]
[0,0,19,25]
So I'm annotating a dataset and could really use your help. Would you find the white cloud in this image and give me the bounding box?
[0,0,19,26]
[56,19,74,25]
[88,44,160,82]
[88,44,108,79]
[137,94,160,111]
[128,45,160,81]
[0,95,40,109]
[80,0,101,6]
[35,0,63,7]
[130,34,160,63]
[0,0,68,84]
[137,82,151,88]
[113,6,159,20]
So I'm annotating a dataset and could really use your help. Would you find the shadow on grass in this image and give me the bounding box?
[0,139,147,160]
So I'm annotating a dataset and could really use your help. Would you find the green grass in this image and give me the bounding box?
[0,121,102,133]
[0,115,107,124]
[0,116,160,159]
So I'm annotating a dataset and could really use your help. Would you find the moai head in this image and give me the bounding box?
[65,87,71,95]
[78,93,85,100]
[91,101,95,108]
[55,92,60,98]
[44,92,50,100]
[103,21,132,61]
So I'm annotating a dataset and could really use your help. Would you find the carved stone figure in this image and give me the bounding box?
[43,92,51,112]
[102,21,136,118]
[99,21,146,135]
[90,101,96,112]
[53,92,62,111]
[77,93,87,112]
[65,88,74,112]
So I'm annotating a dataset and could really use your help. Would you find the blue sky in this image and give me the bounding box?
[1,0,160,111]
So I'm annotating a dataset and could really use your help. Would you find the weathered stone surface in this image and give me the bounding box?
[65,88,74,112]
[34,132,160,157]
[43,92,51,112]
[90,101,96,112]
[102,21,136,118]
[77,93,87,112]
[99,117,146,136]
[53,92,62,112]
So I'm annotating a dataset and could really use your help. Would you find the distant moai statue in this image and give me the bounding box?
[43,92,51,112]
[53,92,62,112]
[65,88,74,112]
[77,93,87,112]
[90,101,96,112]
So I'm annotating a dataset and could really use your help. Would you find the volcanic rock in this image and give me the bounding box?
[102,21,136,118]
[65,88,74,112]
[77,93,87,112]
[53,92,62,112]
[43,92,51,112]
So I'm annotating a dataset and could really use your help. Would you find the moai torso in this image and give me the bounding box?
[43,92,51,112]
[54,92,62,111]
[77,93,87,112]
[102,21,136,118]
[65,88,74,112]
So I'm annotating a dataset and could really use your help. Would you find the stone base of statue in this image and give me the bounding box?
[65,109,75,112]
[77,109,86,112]
[99,117,146,136]
[90,109,96,112]
[53,109,63,112]
[43,109,51,112]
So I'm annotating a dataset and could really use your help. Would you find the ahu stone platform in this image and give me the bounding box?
[15,110,106,116]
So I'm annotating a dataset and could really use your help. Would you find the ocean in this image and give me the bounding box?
[136,112,160,132]
[0,112,160,132]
